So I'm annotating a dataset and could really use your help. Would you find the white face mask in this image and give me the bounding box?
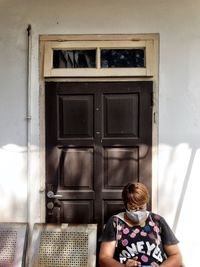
[126,209,147,224]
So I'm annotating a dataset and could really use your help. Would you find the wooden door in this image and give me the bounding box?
[45,81,152,232]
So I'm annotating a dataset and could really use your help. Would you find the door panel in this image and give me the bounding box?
[58,95,94,138]
[60,148,93,189]
[61,200,94,223]
[104,147,139,188]
[104,94,139,137]
[45,82,152,231]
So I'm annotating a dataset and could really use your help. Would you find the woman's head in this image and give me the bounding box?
[122,182,150,210]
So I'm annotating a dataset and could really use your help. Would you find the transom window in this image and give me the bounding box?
[43,40,154,77]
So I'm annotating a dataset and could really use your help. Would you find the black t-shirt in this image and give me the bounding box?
[100,212,179,265]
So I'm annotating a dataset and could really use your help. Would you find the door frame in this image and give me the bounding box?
[39,34,159,222]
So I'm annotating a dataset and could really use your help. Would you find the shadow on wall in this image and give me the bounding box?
[159,142,199,229]
[0,144,28,222]
[159,142,200,267]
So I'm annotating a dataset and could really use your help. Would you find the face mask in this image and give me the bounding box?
[126,209,147,224]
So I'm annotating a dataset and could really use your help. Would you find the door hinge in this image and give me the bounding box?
[153,112,156,123]
[151,91,154,107]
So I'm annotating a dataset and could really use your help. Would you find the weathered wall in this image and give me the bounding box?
[0,0,200,265]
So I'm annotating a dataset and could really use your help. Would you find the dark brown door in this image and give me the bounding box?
[45,81,152,232]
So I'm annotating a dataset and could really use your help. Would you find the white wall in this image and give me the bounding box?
[1,0,200,265]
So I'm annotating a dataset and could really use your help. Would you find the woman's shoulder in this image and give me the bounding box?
[148,212,170,227]
[105,212,126,226]
[114,212,125,220]
[149,211,164,220]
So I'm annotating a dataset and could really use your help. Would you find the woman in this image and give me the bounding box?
[99,182,182,267]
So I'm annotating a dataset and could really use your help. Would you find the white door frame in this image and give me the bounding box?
[37,34,159,222]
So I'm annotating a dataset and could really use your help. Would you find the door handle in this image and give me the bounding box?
[47,191,63,199]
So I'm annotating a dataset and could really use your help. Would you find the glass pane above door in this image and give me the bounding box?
[101,49,145,68]
[53,49,96,68]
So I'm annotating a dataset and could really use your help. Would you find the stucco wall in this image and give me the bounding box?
[0,0,200,266]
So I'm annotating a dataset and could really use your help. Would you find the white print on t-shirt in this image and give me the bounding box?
[119,241,163,263]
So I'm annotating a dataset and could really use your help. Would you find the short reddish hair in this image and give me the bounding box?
[122,182,149,209]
